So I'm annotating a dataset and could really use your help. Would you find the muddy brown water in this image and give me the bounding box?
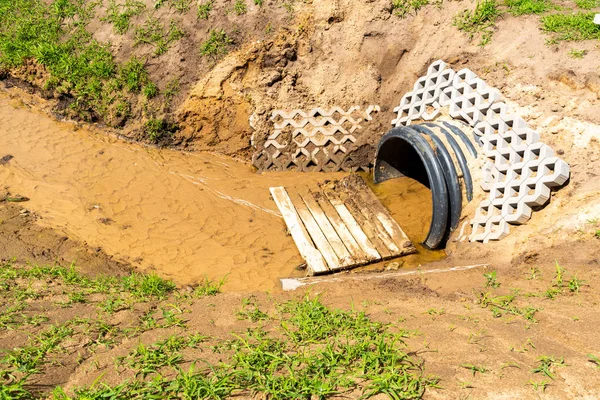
[0,93,444,291]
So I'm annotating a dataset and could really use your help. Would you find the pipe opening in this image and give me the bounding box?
[374,136,430,188]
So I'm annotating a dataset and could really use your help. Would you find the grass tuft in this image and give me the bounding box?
[541,12,600,41]
[102,0,146,34]
[454,0,502,45]
[233,0,247,15]
[505,0,551,15]
[391,0,438,17]
[575,0,600,9]
[197,0,213,19]
[200,29,233,58]
[193,275,226,297]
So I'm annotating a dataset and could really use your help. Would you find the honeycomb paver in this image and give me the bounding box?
[390,60,571,243]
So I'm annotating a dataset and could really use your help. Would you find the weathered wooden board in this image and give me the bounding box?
[288,190,343,271]
[311,191,371,264]
[298,190,354,267]
[270,187,328,274]
[271,175,417,275]
[321,190,381,262]
[343,175,416,255]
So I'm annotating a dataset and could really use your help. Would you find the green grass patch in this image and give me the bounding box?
[391,0,439,17]
[233,0,247,15]
[102,0,146,34]
[200,29,233,58]
[61,295,438,399]
[0,261,439,399]
[193,275,226,297]
[0,260,176,300]
[569,48,587,58]
[0,0,158,126]
[541,12,600,41]
[134,16,185,56]
[171,0,192,13]
[454,0,502,45]
[575,0,600,9]
[197,0,213,19]
[145,117,177,142]
[505,0,551,15]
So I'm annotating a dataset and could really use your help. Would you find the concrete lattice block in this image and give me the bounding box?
[482,217,511,243]
[537,157,570,187]
[255,105,379,172]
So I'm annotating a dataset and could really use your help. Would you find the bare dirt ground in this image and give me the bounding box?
[1,198,600,398]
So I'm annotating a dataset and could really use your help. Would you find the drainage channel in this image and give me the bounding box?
[0,93,445,291]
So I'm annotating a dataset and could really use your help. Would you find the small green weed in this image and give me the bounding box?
[119,56,149,92]
[197,0,213,19]
[454,0,501,45]
[171,0,192,13]
[143,81,159,99]
[134,17,185,56]
[588,354,600,369]
[237,296,270,322]
[532,356,565,379]
[103,0,146,34]
[144,118,177,142]
[121,272,177,299]
[193,275,226,297]
[541,12,600,41]
[460,363,488,376]
[484,270,500,288]
[391,0,437,17]
[123,336,187,377]
[233,0,247,15]
[526,267,541,280]
[529,379,550,392]
[568,275,585,292]
[200,29,233,58]
[505,0,551,15]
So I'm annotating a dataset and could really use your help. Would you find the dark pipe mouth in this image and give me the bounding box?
[373,136,430,188]
[373,127,449,250]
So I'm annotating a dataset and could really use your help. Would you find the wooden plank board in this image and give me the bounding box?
[271,175,416,276]
[342,197,393,259]
[287,191,343,271]
[269,187,328,275]
[322,190,381,261]
[298,190,355,269]
[344,175,416,255]
[345,192,401,255]
[312,191,371,265]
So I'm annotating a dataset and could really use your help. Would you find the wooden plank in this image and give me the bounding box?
[312,191,371,265]
[323,190,381,261]
[298,190,355,269]
[287,191,342,271]
[344,175,416,254]
[345,193,401,255]
[343,197,393,259]
[269,187,328,275]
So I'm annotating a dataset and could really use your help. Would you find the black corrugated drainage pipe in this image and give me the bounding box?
[373,122,478,249]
